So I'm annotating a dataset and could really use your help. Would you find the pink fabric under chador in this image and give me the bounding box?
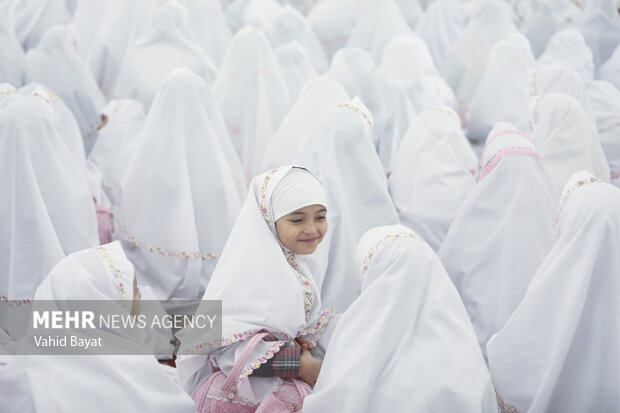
[94,198,113,245]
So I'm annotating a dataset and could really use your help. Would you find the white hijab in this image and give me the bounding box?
[488,171,620,413]
[439,123,557,359]
[389,107,477,252]
[274,41,318,100]
[214,26,292,181]
[466,33,534,142]
[303,224,496,413]
[87,99,146,206]
[415,0,465,69]
[267,5,329,73]
[587,80,620,187]
[529,93,611,194]
[0,241,197,413]
[528,64,592,116]
[113,1,217,110]
[114,68,244,300]
[294,100,400,311]
[578,0,620,67]
[25,24,107,145]
[9,0,71,50]
[536,29,595,79]
[598,43,620,92]
[1,95,100,323]
[262,76,349,171]
[177,166,335,401]
[307,0,358,59]
[0,9,25,86]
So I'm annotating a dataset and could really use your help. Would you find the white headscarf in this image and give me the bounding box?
[262,76,349,171]
[536,29,595,79]
[113,1,217,110]
[0,242,197,413]
[294,100,400,311]
[389,107,477,252]
[303,224,496,413]
[114,68,244,300]
[274,41,318,100]
[488,171,620,413]
[177,166,335,401]
[528,64,592,116]
[307,0,358,59]
[0,9,25,86]
[578,0,620,67]
[87,99,146,206]
[587,80,620,187]
[598,43,620,92]
[466,33,534,142]
[214,26,292,181]
[415,0,465,69]
[439,123,557,359]
[9,0,71,50]
[529,93,611,193]
[267,5,329,73]
[25,24,107,146]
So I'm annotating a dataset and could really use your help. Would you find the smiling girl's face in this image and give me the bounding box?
[275,204,327,254]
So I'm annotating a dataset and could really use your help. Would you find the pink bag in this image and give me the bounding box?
[192,332,312,413]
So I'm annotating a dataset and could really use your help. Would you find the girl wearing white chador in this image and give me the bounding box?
[0,241,196,413]
[528,65,592,117]
[303,225,496,413]
[9,0,70,50]
[307,0,358,60]
[488,171,620,413]
[0,9,25,86]
[274,42,318,100]
[438,123,557,359]
[536,29,595,80]
[294,100,400,311]
[214,26,292,181]
[177,166,336,405]
[598,43,620,92]
[114,68,244,300]
[578,0,620,68]
[389,107,477,252]
[415,0,465,69]
[528,93,610,195]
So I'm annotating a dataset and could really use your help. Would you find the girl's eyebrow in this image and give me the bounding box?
[316,208,327,214]
[288,211,307,216]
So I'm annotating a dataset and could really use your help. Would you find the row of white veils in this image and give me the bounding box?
[1,0,620,411]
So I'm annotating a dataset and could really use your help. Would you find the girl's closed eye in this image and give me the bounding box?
[289,218,303,223]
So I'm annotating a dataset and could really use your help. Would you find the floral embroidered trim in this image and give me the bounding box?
[478,147,541,182]
[0,88,16,99]
[205,394,257,407]
[297,306,335,338]
[287,253,313,320]
[116,220,220,261]
[338,103,373,130]
[553,176,603,231]
[96,245,127,300]
[180,329,294,356]
[361,232,422,275]
[102,182,119,193]
[235,340,287,387]
[495,389,521,413]
[31,90,51,104]
[481,129,535,160]
[1,296,33,307]
[259,168,279,230]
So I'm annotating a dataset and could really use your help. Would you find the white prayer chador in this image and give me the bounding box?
[25,25,106,144]
[346,0,412,62]
[0,10,25,86]
[598,43,620,91]
[0,95,97,260]
[587,80,620,187]
[0,242,197,413]
[528,65,592,116]
[262,76,349,171]
[294,101,400,311]
[438,123,557,359]
[466,33,535,142]
[529,93,611,194]
[307,0,358,59]
[214,26,292,181]
[267,5,329,73]
[9,0,70,50]
[389,107,477,252]
[415,0,465,69]
[177,166,335,403]
[578,0,620,67]
[394,0,423,29]
[114,69,244,300]
[274,41,318,100]
[536,29,595,80]
[113,2,217,110]
[303,225,496,413]
[488,171,620,413]
[87,99,146,206]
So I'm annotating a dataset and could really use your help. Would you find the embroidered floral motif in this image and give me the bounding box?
[338,103,373,130]
[361,232,422,275]
[259,168,279,230]
[287,253,313,320]
[235,340,287,387]
[1,296,33,307]
[553,176,604,231]
[478,147,541,182]
[0,88,16,99]
[180,329,294,356]
[116,220,220,261]
[96,245,126,300]
[297,306,336,337]
[495,389,521,413]
[481,129,535,159]
[102,182,119,193]
[31,90,51,104]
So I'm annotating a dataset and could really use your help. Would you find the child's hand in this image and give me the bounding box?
[295,337,314,350]
[299,346,322,388]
